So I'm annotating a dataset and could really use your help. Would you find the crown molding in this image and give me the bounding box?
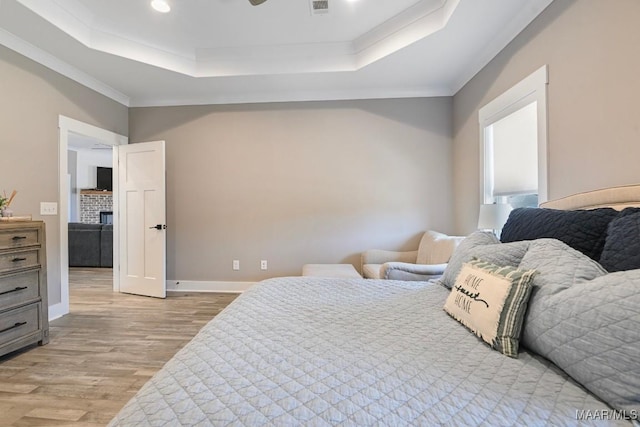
[0,27,130,106]
[1,0,553,108]
[353,0,458,68]
[16,0,459,77]
[449,0,554,95]
[0,22,451,108]
[129,85,452,108]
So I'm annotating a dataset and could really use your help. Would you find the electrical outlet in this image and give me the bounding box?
[40,202,58,215]
[260,260,268,270]
[232,260,240,271]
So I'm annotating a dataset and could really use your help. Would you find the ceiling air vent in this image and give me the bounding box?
[310,0,329,15]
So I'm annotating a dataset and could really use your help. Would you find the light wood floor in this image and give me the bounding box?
[0,268,238,426]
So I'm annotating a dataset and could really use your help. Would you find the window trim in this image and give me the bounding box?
[478,65,549,205]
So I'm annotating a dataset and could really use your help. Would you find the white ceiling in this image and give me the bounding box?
[68,132,113,151]
[0,0,553,107]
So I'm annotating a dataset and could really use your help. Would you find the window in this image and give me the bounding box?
[479,66,548,207]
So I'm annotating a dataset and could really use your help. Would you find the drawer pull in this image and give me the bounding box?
[11,257,27,262]
[11,236,27,241]
[0,321,27,334]
[0,286,28,296]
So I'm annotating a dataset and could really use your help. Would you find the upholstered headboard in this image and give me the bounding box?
[540,184,640,211]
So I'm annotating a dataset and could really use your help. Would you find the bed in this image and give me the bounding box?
[109,185,640,426]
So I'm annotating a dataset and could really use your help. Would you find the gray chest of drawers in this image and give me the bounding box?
[0,221,49,357]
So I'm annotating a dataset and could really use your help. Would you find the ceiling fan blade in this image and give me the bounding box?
[248,0,267,5]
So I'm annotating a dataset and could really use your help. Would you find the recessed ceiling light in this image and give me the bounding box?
[151,0,171,13]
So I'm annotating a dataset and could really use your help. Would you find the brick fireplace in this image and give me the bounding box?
[80,190,113,224]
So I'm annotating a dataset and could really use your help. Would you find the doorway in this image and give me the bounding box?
[55,116,127,320]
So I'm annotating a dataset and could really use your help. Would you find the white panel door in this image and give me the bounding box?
[117,141,166,298]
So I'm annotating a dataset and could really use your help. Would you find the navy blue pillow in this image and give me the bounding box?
[500,207,618,261]
[599,208,640,272]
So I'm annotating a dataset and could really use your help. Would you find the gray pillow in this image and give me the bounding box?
[521,268,640,413]
[519,238,607,298]
[440,231,530,289]
[519,239,607,355]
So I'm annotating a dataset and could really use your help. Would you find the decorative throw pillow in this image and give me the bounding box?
[521,269,640,413]
[500,207,618,261]
[440,231,530,289]
[416,231,465,265]
[518,239,607,355]
[443,259,537,358]
[599,208,640,272]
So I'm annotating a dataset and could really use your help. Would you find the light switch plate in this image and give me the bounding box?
[40,202,58,215]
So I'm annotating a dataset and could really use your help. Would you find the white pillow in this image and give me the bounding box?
[444,258,537,358]
[416,231,464,265]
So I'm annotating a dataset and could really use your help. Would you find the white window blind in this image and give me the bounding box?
[489,101,538,196]
[479,65,548,204]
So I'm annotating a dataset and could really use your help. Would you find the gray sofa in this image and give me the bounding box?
[68,223,113,268]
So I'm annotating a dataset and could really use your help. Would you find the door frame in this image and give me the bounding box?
[56,116,128,320]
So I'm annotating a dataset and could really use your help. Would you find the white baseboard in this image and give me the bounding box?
[166,280,254,294]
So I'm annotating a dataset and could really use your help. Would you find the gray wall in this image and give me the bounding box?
[0,45,128,306]
[452,0,640,234]
[130,98,454,281]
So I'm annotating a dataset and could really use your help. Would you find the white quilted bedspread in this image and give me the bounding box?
[109,277,629,426]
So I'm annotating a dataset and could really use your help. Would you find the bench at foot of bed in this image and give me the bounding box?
[301,264,361,278]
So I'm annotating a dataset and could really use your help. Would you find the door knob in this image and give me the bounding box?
[149,224,166,230]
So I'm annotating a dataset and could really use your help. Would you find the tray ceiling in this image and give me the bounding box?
[0,0,554,106]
